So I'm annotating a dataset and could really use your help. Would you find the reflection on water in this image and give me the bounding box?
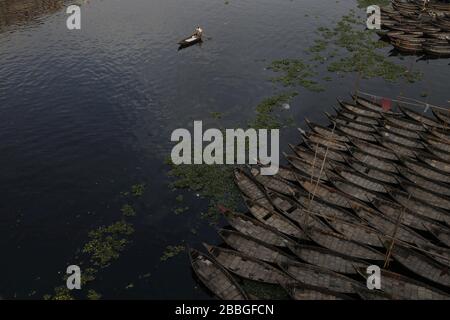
[0,0,65,29]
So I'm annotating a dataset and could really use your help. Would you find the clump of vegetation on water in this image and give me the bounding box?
[240,279,289,300]
[45,183,142,300]
[160,245,186,261]
[131,183,146,197]
[121,204,136,217]
[249,92,297,129]
[83,221,134,267]
[268,59,324,92]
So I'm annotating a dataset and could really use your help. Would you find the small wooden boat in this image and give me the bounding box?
[332,164,388,193]
[328,171,380,203]
[284,153,329,182]
[220,208,295,247]
[388,242,450,288]
[282,282,352,300]
[351,94,396,114]
[398,104,446,129]
[278,260,366,294]
[426,144,450,162]
[425,224,450,248]
[301,225,385,260]
[304,141,348,163]
[245,199,306,240]
[381,113,426,132]
[390,188,450,225]
[338,100,382,119]
[352,204,429,246]
[288,144,335,169]
[287,243,368,274]
[203,244,291,284]
[349,148,399,173]
[422,134,450,153]
[351,139,398,161]
[218,229,293,264]
[400,180,450,210]
[333,108,380,125]
[188,248,249,300]
[373,197,443,232]
[377,136,419,158]
[381,119,422,139]
[326,112,377,132]
[233,168,274,210]
[397,166,450,197]
[336,122,378,143]
[178,34,202,49]
[402,158,450,184]
[355,267,450,300]
[304,118,350,143]
[353,286,394,300]
[431,107,450,125]
[301,131,348,152]
[345,158,399,184]
[295,174,353,208]
[249,166,299,197]
[377,127,424,149]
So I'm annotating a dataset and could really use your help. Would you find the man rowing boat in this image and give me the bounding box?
[193,26,203,38]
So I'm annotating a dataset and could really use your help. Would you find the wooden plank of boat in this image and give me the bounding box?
[301,131,348,152]
[234,168,274,210]
[338,100,382,119]
[204,244,291,284]
[335,122,378,143]
[345,158,399,184]
[218,229,293,264]
[304,119,350,143]
[380,113,426,132]
[381,119,422,139]
[397,166,450,197]
[294,191,362,224]
[278,259,365,294]
[400,180,450,210]
[326,111,379,131]
[304,141,348,163]
[425,224,450,248]
[249,167,299,197]
[178,34,202,48]
[423,45,450,57]
[398,104,446,129]
[377,127,424,149]
[402,158,450,184]
[220,208,295,248]
[425,144,450,162]
[421,134,450,153]
[351,204,429,246]
[245,199,306,240]
[388,242,450,288]
[376,136,419,158]
[288,144,335,169]
[420,154,450,174]
[428,127,450,143]
[353,286,394,300]
[301,226,385,260]
[349,148,398,173]
[189,248,249,300]
[328,171,380,203]
[287,243,368,274]
[276,165,297,182]
[389,188,450,226]
[267,190,334,231]
[282,282,352,300]
[332,164,388,193]
[351,94,396,114]
[295,174,353,208]
[284,153,329,182]
[334,106,381,125]
[355,267,450,299]
[431,107,450,125]
[372,197,444,232]
[417,243,450,268]
[351,139,398,161]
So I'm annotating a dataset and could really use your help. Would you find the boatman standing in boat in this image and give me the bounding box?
[194,26,203,38]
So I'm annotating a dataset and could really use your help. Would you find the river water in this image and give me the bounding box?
[0,0,449,299]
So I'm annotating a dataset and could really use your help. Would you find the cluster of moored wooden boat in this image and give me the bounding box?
[189,92,450,300]
[377,0,450,56]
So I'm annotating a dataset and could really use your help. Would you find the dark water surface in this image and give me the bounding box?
[0,0,449,299]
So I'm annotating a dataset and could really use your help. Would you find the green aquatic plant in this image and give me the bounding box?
[160,245,186,261]
[82,221,134,267]
[120,204,136,217]
[268,59,324,92]
[249,92,298,129]
[87,290,102,300]
[131,183,146,197]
